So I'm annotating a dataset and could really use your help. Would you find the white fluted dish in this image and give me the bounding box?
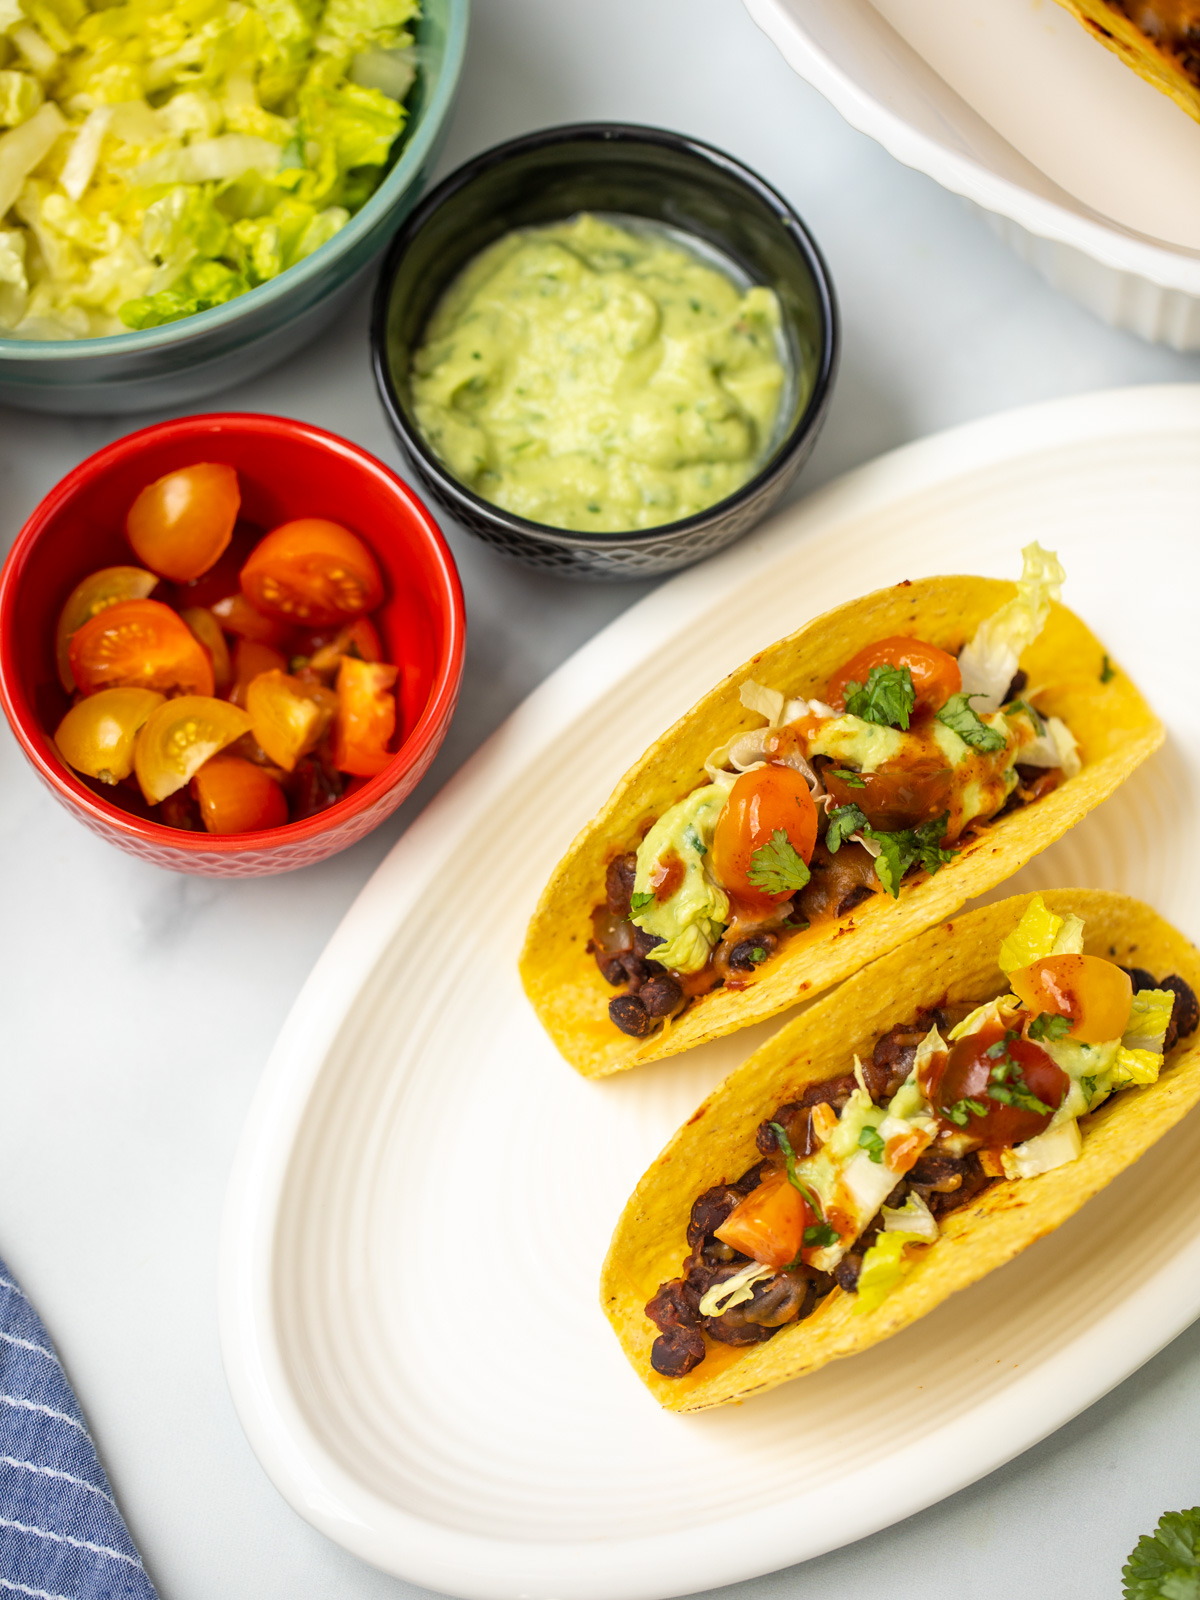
[221,385,1200,1599]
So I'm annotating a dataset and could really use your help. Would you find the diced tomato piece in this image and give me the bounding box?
[715,1175,811,1269]
[1010,955,1133,1044]
[300,616,385,679]
[69,598,214,698]
[710,764,818,917]
[126,463,240,582]
[245,668,338,772]
[134,696,251,804]
[240,518,384,627]
[191,753,288,834]
[211,593,297,650]
[229,638,289,707]
[827,636,962,715]
[331,656,398,777]
[54,687,165,783]
[180,606,232,694]
[55,566,159,691]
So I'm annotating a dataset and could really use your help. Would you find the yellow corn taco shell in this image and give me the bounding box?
[520,576,1162,1078]
[601,889,1200,1412]
[1053,1,1200,125]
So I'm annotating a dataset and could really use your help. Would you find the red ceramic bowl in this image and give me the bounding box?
[0,413,465,876]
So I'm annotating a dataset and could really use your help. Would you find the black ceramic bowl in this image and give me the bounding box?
[371,123,839,580]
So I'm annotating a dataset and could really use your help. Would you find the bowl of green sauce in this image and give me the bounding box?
[371,123,838,579]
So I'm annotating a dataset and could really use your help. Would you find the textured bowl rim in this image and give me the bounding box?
[370,120,839,552]
[0,412,466,858]
[743,0,1200,294]
[0,0,470,364]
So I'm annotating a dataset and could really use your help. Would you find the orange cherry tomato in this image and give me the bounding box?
[54,687,165,783]
[55,566,159,690]
[827,636,962,715]
[180,606,232,694]
[134,695,251,803]
[191,753,288,834]
[240,518,384,627]
[715,1175,811,1269]
[824,758,954,833]
[710,764,818,916]
[229,638,289,707]
[933,1024,1067,1147]
[1010,955,1133,1044]
[69,598,215,698]
[331,656,398,777]
[126,463,240,582]
[211,592,297,649]
[245,669,338,772]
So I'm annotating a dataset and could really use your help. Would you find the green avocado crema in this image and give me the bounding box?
[631,785,729,974]
[409,213,791,533]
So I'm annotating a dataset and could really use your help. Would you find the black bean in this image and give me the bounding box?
[1004,669,1028,701]
[1163,975,1200,1052]
[632,926,665,959]
[640,974,683,1018]
[1119,965,1157,993]
[605,853,638,918]
[687,1186,743,1249]
[609,994,653,1038]
[728,932,777,972]
[650,1326,705,1377]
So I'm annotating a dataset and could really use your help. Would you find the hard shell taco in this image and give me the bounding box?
[520,546,1163,1078]
[601,890,1200,1412]
[1052,1,1200,126]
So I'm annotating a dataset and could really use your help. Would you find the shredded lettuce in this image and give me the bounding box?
[854,1231,925,1314]
[697,1260,774,1317]
[998,892,1083,977]
[958,543,1067,713]
[0,0,418,339]
[1001,1118,1082,1180]
[1125,990,1175,1055]
[881,1191,938,1241]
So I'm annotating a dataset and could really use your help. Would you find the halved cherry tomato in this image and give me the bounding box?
[55,566,159,690]
[229,639,288,707]
[331,656,398,777]
[211,593,296,649]
[134,696,251,803]
[245,669,338,771]
[191,753,288,834]
[827,636,962,715]
[69,599,215,698]
[710,764,818,916]
[933,1024,1067,1147]
[715,1174,812,1269]
[1010,955,1133,1044]
[126,463,240,582]
[55,687,165,783]
[180,606,232,694]
[240,518,384,626]
[825,758,954,833]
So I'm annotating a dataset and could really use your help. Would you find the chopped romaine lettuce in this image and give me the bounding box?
[1125,990,1175,1055]
[697,1260,774,1318]
[1001,1117,1082,1180]
[854,1230,925,1314]
[998,892,1083,977]
[958,542,1067,712]
[881,1191,938,1241]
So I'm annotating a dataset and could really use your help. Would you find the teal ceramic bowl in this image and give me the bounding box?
[0,0,468,416]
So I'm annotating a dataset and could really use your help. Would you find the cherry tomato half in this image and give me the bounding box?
[825,758,954,833]
[126,463,240,583]
[710,764,818,916]
[932,1024,1067,1148]
[1010,955,1133,1045]
[245,669,338,772]
[211,593,297,650]
[229,638,288,707]
[331,656,398,777]
[69,598,215,698]
[55,566,159,691]
[134,696,251,804]
[240,519,384,627]
[180,606,232,694]
[715,1175,812,1269]
[54,687,165,783]
[827,636,962,715]
[191,753,288,834]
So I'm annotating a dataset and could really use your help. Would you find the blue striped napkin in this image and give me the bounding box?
[0,1255,158,1600]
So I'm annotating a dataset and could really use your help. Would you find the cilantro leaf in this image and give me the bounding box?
[749,945,767,964]
[1123,1508,1200,1599]
[842,664,916,730]
[936,692,1008,753]
[826,803,867,853]
[1028,1011,1072,1042]
[1081,1074,1097,1106]
[683,823,707,857]
[768,1121,827,1221]
[746,829,811,895]
[858,1124,886,1163]
[1007,696,1045,735]
[866,813,955,898]
[830,768,866,788]
[1101,654,1116,685]
[942,1096,988,1127]
[803,1221,839,1249]
[630,891,655,914]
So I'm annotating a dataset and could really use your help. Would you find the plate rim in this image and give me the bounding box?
[219,382,1200,1599]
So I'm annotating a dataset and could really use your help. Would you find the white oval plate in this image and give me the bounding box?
[220,386,1200,1600]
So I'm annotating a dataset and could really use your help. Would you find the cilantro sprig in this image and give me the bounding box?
[768,1121,828,1224]
[857,1125,886,1164]
[747,829,811,895]
[1028,1011,1072,1042]
[826,803,867,853]
[802,1221,838,1249]
[942,1096,988,1128]
[830,767,866,788]
[842,664,916,730]
[1007,696,1045,736]
[1123,1507,1200,1599]
[936,692,1007,753]
[983,1032,1053,1115]
[630,890,655,914]
[823,807,956,898]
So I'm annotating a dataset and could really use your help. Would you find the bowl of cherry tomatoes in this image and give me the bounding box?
[0,413,465,876]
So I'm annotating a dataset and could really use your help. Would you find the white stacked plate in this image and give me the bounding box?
[745,0,1200,349]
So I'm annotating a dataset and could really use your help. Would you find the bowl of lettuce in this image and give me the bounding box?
[0,0,467,413]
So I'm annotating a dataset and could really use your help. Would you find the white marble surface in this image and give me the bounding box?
[2,3,1199,1597]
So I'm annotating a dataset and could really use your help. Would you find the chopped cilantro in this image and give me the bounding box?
[1028,1011,1072,1042]
[768,1121,827,1220]
[868,813,955,898]
[747,829,811,895]
[858,1125,886,1164]
[1101,654,1116,684]
[1007,696,1045,735]
[982,1033,1053,1114]
[826,803,867,853]
[942,1097,988,1127]
[830,768,866,788]
[682,823,707,857]
[749,946,767,964]
[1123,1507,1200,1599]
[842,664,916,730]
[936,692,1007,752]
[803,1221,839,1249]
[630,891,655,914]
[1081,1075,1098,1107]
